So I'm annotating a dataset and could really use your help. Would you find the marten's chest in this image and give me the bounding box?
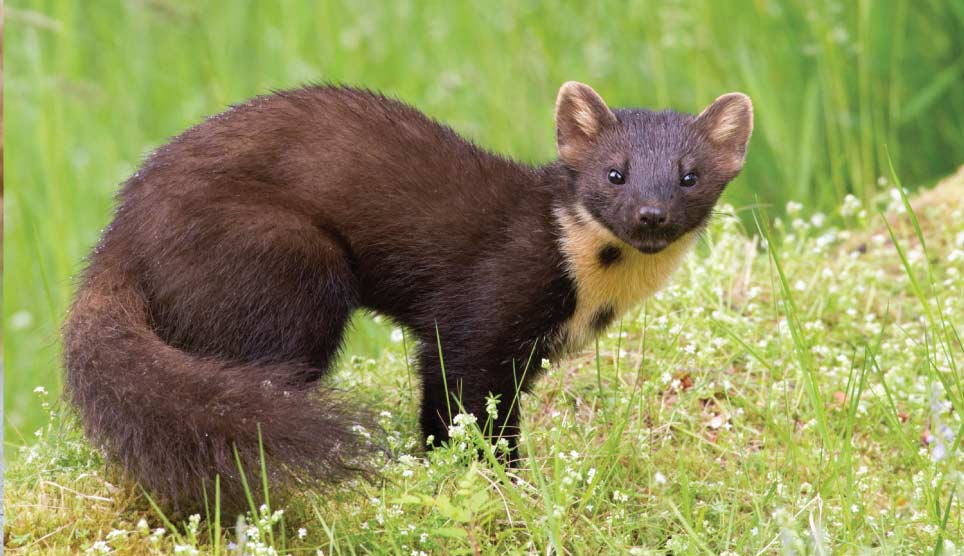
[551,206,696,357]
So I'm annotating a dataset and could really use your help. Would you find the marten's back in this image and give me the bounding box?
[96,86,559,332]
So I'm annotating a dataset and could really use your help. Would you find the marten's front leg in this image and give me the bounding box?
[416,343,537,460]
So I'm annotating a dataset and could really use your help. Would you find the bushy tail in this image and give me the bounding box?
[63,265,373,511]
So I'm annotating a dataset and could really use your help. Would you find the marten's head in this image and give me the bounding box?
[555,81,753,254]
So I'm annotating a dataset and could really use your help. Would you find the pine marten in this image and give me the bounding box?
[64,82,753,508]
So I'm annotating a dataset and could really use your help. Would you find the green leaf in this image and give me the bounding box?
[468,489,490,513]
[393,494,425,505]
[433,527,469,539]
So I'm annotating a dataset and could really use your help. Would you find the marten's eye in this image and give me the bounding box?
[607,169,625,185]
[681,172,698,187]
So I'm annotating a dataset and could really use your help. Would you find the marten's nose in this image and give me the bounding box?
[637,206,669,230]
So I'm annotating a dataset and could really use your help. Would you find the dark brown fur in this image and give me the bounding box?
[64,83,752,509]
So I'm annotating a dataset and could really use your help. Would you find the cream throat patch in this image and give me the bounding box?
[553,205,696,356]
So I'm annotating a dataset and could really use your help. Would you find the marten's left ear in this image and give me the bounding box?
[696,93,754,174]
[555,81,617,167]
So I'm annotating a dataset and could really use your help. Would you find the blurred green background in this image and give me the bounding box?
[4,0,963,447]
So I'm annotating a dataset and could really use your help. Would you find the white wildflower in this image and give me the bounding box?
[86,541,111,555]
[187,513,201,536]
[453,413,476,426]
[150,528,166,543]
[485,394,499,421]
[10,310,34,330]
[840,194,862,217]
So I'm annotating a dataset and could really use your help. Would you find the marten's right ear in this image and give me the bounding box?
[555,81,617,167]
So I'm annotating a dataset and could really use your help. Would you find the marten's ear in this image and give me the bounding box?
[696,92,754,174]
[555,81,617,167]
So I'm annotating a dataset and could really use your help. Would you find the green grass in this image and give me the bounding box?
[4,0,964,553]
[6,189,963,553]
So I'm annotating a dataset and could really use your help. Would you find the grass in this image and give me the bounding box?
[4,0,964,553]
[5,183,963,553]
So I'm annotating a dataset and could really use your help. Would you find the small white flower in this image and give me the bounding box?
[33,386,48,395]
[298,527,307,539]
[149,528,166,543]
[390,328,404,343]
[453,413,476,426]
[485,395,499,421]
[187,513,201,535]
[840,194,862,216]
[10,310,34,330]
[86,541,111,555]
[786,201,803,215]
[654,471,667,485]
[448,413,477,439]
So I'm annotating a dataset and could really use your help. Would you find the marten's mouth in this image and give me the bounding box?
[631,238,670,254]
[628,231,679,254]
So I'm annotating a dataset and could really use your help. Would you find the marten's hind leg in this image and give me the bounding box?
[147,217,357,383]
